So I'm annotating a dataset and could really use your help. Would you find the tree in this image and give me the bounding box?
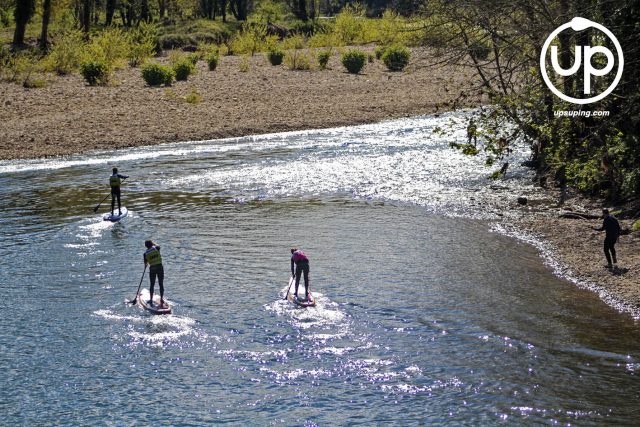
[106,0,116,25]
[13,0,35,45]
[40,0,52,50]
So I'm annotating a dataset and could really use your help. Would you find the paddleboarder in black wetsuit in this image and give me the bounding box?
[110,167,128,216]
[594,208,621,269]
[291,248,310,300]
[144,240,165,306]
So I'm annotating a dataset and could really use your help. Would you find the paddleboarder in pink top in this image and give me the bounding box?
[291,248,310,301]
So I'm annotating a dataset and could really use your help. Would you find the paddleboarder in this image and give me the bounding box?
[291,248,310,301]
[144,240,165,306]
[593,208,621,269]
[110,167,128,216]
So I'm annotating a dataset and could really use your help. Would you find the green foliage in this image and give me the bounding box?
[334,5,365,45]
[158,19,235,50]
[374,45,387,59]
[187,53,200,65]
[141,62,174,86]
[0,6,11,27]
[307,31,338,48]
[449,142,479,156]
[205,52,219,70]
[239,55,250,72]
[282,35,310,70]
[317,50,331,70]
[86,28,129,69]
[45,29,85,75]
[231,22,268,56]
[0,49,41,85]
[267,48,284,65]
[128,22,158,67]
[185,88,202,104]
[341,49,366,74]
[376,10,405,46]
[80,60,110,86]
[251,0,289,23]
[173,59,195,81]
[632,220,640,233]
[381,45,410,71]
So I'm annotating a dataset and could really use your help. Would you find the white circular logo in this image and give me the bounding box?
[540,17,624,105]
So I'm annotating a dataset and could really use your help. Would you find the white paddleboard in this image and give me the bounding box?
[103,207,128,222]
[137,288,171,315]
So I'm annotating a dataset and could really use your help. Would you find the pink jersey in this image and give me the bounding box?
[291,250,309,262]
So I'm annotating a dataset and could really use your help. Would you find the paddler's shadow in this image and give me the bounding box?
[610,266,629,276]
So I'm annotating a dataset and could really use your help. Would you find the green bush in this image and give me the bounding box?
[205,53,219,70]
[187,53,200,65]
[45,29,85,75]
[374,45,387,60]
[318,50,331,70]
[267,49,284,65]
[341,49,367,74]
[381,45,411,71]
[80,60,110,85]
[173,60,195,81]
[141,63,174,86]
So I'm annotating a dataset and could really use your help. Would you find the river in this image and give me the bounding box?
[1,112,639,425]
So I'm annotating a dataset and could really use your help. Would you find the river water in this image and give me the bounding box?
[1,112,639,425]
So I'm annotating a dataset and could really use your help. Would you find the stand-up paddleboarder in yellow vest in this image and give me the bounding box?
[144,240,165,307]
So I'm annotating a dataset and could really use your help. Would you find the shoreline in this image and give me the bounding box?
[2,47,639,317]
[0,47,484,161]
[503,189,640,319]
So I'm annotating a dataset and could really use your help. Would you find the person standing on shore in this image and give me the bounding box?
[291,248,310,300]
[144,240,165,306]
[110,167,128,216]
[594,208,621,269]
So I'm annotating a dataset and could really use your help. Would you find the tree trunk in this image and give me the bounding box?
[12,0,35,46]
[297,0,308,21]
[39,0,52,50]
[220,0,227,22]
[106,0,116,25]
[82,0,92,33]
[141,0,150,22]
[158,0,166,19]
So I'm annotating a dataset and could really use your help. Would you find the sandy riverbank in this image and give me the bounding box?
[0,47,484,160]
[507,189,640,318]
[1,46,639,317]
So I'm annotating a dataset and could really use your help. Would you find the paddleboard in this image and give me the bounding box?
[103,207,128,222]
[137,288,172,315]
[286,278,316,307]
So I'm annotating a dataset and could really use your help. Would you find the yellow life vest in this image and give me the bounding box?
[110,175,121,187]
[145,247,163,266]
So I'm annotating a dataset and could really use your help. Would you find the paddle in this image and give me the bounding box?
[283,276,294,300]
[93,177,127,213]
[130,265,147,305]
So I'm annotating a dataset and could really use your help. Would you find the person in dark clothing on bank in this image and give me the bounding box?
[594,208,621,269]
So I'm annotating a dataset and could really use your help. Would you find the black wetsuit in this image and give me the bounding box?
[598,215,621,266]
[291,251,310,298]
[110,174,128,214]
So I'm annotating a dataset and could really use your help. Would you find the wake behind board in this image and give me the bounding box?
[286,278,316,307]
[137,288,172,315]
[103,207,128,222]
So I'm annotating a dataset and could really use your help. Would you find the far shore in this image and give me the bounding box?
[0,47,485,161]
[2,46,639,317]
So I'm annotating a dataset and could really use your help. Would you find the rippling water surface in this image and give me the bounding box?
[1,112,639,425]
